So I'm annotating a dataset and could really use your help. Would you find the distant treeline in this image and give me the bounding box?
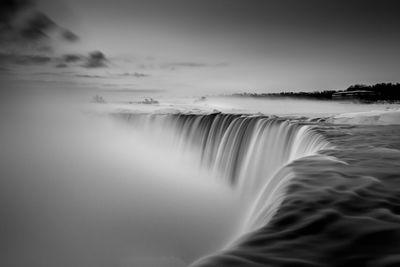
[345,83,400,100]
[231,83,400,101]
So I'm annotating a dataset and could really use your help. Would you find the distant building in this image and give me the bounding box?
[332,90,377,101]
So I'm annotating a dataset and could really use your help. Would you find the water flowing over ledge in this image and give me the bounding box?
[109,113,400,266]
[113,113,332,254]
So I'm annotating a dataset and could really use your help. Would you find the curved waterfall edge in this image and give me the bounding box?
[111,112,334,265]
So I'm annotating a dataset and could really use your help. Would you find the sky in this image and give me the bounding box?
[1,0,400,95]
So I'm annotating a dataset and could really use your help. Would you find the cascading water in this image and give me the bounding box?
[114,113,331,237]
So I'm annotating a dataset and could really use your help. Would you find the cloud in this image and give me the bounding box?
[0,0,79,52]
[0,50,110,70]
[18,11,56,40]
[17,54,52,64]
[162,62,208,69]
[0,52,52,65]
[83,51,108,68]
[54,52,107,68]
[0,0,33,23]
[75,74,105,78]
[119,72,149,78]
[55,63,67,68]
[62,53,84,63]
[61,29,79,42]
[160,61,229,70]
[172,62,208,67]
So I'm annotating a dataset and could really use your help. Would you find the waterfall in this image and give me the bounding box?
[114,112,331,234]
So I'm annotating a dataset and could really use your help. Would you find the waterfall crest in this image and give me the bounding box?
[115,113,331,233]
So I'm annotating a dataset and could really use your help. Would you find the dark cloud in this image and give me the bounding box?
[62,53,84,63]
[0,0,79,52]
[19,12,56,40]
[55,63,67,68]
[61,29,79,42]
[0,0,33,24]
[17,54,52,64]
[0,51,110,68]
[0,51,92,68]
[83,51,108,68]
[54,52,107,68]
[0,52,52,65]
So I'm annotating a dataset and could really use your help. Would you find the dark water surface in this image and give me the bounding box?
[192,124,400,267]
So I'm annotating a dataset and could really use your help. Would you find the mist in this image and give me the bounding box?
[0,89,243,267]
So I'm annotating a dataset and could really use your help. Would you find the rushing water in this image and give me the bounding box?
[115,113,331,235]
[113,112,400,267]
[191,125,400,267]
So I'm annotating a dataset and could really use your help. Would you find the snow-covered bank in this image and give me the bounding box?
[83,95,400,126]
[326,108,400,125]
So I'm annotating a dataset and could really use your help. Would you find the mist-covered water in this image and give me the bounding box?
[0,92,243,266]
[1,88,400,267]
